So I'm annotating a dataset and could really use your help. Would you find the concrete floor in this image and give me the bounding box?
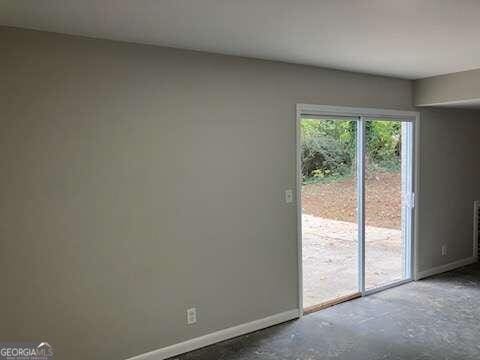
[175,263,480,360]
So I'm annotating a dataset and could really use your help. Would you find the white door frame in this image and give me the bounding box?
[296,104,420,315]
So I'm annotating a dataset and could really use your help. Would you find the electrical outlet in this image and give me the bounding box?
[441,244,447,256]
[285,189,293,204]
[187,308,197,325]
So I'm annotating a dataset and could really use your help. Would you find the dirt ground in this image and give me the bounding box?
[302,171,401,229]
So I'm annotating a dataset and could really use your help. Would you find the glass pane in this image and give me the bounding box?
[364,119,409,290]
[301,117,359,309]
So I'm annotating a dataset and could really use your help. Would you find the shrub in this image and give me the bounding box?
[301,120,354,180]
[366,121,400,159]
[301,119,401,183]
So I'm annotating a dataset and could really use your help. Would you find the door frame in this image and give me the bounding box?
[296,104,420,315]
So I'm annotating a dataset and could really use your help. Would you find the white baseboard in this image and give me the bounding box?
[126,309,300,360]
[415,256,478,280]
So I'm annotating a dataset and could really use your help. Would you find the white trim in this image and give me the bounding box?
[295,107,304,316]
[357,118,366,295]
[415,256,477,280]
[402,121,415,280]
[474,200,479,261]
[412,118,421,281]
[125,309,300,360]
[297,104,418,120]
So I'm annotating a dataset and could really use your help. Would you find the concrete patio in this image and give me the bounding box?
[302,214,404,308]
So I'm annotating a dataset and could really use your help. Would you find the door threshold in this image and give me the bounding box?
[364,278,412,296]
[303,292,362,315]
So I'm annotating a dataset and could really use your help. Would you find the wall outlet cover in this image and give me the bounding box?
[285,189,293,204]
[187,308,197,325]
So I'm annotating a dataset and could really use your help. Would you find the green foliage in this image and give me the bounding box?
[301,119,355,181]
[366,120,401,163]
[301,119,401,183]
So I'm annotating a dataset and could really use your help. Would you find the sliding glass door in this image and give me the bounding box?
[301,117,359,311]
[299,106,415,312]
[364,119,413,291]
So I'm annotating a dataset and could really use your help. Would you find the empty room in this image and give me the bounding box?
[1,2,480,360]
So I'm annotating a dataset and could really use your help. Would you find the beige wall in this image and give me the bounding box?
[3,26,477,360]
[414,68,480,106]
[417,108,480,272]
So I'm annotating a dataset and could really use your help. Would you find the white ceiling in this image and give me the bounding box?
[2,0,480,79]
